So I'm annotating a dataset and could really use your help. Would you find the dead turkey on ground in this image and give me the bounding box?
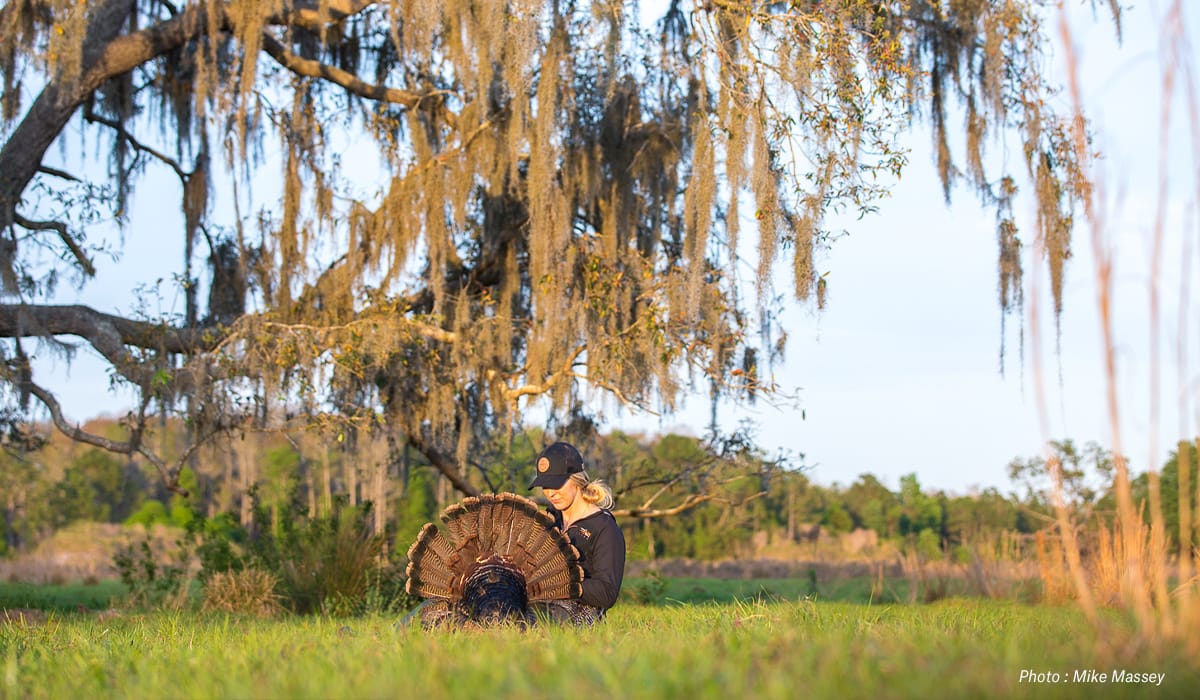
[404,492,595,627]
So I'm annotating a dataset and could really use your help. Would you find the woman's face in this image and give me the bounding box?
[542,478,580,512]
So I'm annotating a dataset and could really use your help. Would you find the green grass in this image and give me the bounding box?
[0,580,127,612]
[625,574,1039,605]
[0,575,887,613]
[2,598,1196,699]
[640,575,893,604]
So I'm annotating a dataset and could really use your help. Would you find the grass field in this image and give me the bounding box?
[0,580,127,612]
[0,574,933,611]
[2,579,1197,699]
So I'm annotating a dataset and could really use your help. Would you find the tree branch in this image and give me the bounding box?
[407,432,480,497]
[36,166,80,182]
[0,304,223,354]
[259,31,460,128]
[83,108,189,179]
[500,345,587,403]
[22,378,186,495]
[11,213,97,277]
[612,493,714,519]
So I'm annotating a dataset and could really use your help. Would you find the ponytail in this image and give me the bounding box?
[570,472,614,510]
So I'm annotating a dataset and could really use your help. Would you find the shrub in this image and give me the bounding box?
[125,500,169,528]
[357,562,420,616]
[629,570,668,605]
[191,512,248,583]
[273,507,385,614]
[202,568,283,617]
[113,537,190,610]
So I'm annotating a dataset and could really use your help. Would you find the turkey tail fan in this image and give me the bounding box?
[439,502,480,562]
[404,492,586,624]
[470,495,493,552]
[405,523,463,600]
[491,497,517,555]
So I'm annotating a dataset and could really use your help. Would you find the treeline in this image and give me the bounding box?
[1,418,1195,561]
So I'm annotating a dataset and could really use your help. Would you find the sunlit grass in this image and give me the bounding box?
[3,599,1196,699]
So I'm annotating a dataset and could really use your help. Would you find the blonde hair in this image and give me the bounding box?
[570,472,614,510]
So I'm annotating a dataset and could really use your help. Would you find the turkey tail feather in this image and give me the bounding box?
[404,492,592,624]
[405,523,463,599]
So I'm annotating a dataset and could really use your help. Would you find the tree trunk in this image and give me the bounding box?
[346,452,358,507]
[322,447,333,516]
[222,442,236,515]
[236,434,259,536]
[368,432,387,535]
[0,1,208,234]
[787,480,796,542]
[307,455,318,519]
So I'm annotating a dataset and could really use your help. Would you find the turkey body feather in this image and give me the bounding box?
[405,492,585,626]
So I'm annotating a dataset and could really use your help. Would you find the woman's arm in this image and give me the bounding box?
[577,517,626,609]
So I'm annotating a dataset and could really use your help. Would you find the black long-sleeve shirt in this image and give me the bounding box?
[551,508,626,610]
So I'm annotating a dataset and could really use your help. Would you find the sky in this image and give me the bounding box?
[25,1,1200,496]
[614,0,1200,494]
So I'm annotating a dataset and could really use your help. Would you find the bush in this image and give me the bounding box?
[357,562,420,616]
[243,496,386,615]
[629,570,668,605]
[110,492,406,616]
[113,537,190,610]
[191,512,248,582]
[125,500,169,527]
[202,568,283,617]
[273,507,385,614]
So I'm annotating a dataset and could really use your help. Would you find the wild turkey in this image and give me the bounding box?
[405,492,589,627]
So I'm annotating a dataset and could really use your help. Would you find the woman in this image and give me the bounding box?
[529,441,626,624]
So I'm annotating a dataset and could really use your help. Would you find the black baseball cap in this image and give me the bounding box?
[528,441,585,490]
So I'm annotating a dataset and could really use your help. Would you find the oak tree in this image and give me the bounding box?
[0,0,1114,502]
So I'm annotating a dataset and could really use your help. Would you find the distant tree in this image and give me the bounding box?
[821,501,854,534]
[261,446,303,534]
[942,487,1021,544]
[46,447,136,525]
[1008,439,1114,522]
[896,472,942,537]
[0,0,1116,512]
[1129,440,1200,553]
[843,473,900,536]
[0,445,42,550]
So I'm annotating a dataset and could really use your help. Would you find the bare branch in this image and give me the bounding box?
[500,345,587,403]
[251,318,456,347]
[611,489,767,519]
[22,378,186,495]
[612,493,713,519]
[36,166,80,182]
[83,108,189,179]
[567,369,660,415]
[282,0,377,31]
[259,31,460,130]
[11,213,97,276]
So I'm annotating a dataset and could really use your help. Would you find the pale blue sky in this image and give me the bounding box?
[617,1,1200,493]
[26,1,1199,496]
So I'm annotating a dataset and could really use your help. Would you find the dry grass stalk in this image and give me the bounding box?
[963,531,1035,601]
[1034,531,1074,605]
[202,569,284,617]
[1045,0,1200,655]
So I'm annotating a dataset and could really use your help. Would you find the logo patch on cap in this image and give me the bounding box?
[537,457,550,472]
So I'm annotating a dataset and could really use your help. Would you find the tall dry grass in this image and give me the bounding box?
[201,568,284,617]
[1046,0,1200,657]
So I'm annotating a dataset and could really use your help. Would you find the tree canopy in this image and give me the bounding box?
[0,0,1116,495]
